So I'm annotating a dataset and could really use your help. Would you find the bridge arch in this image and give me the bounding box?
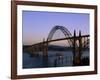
[47,25,73,47]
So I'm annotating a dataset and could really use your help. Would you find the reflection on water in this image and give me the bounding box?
[23,51,89,69]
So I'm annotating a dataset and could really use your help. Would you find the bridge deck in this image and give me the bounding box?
[31,35,89,46]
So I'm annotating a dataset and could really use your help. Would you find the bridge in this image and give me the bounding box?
[24,25,89,66]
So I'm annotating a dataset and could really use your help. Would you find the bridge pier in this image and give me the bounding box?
[75,31,82,66]
[43,39,48,56]
[78,31,82,65]
[73,30,76,66]
[42,39,48,67]
[73,30,83,66]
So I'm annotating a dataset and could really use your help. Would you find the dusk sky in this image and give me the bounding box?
[22,11,89,45]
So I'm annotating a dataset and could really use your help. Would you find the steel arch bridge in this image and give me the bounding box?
[47,25,89,48]
[25,25,90,66]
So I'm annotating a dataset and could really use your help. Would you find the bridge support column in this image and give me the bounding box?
[73,30,76,66]
[75,31,82,66]
[42,39,48,56]
[42,39,48,67]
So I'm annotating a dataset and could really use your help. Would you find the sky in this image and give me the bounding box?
[22,11,89,45]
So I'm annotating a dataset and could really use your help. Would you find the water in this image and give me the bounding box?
[23,51,89,68]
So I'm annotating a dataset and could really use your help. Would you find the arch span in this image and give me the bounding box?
[47,25,73,47]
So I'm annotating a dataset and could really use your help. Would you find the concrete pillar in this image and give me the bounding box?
[78,30,82,65]
[42,38,48,67]
[73,30,76,65]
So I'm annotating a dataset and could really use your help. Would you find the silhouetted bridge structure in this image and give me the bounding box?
[24,25,89,66]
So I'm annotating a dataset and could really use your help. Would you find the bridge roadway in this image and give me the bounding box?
[31,35,89,47]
